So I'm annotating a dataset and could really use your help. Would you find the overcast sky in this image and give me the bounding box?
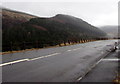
[1,0,119,27]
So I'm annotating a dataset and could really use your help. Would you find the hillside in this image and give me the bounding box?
[100,26,118,38]
[2,8,36,21]
[2,8,107,51]
[2,8,37,30]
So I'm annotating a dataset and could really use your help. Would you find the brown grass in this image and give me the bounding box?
[113,75,120,84]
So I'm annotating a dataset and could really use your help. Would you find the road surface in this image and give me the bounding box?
[2,40,117,82]
[80,50,119,82]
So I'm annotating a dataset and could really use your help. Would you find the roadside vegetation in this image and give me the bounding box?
[2,9,107,52]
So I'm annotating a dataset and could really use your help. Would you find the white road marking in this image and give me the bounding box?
[77,77,83,81]
[0,53,60,67]
[1,47,81,67]
[0,59,29,67]
[102,59,120,61]
[76,55,119,82]
[67,50,72,52]
[95,58,103,65]
[66,48,81,52]
[28,56,44,61]
[76,58,103,82]
[29,53,60,61]
[72,48,80,51]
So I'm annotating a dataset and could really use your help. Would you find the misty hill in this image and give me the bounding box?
[100,26,118,38]
[2,8,107,51]
[2,8,37,29]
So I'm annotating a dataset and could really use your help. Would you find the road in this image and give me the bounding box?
[2,40,117,82]
[80,50,119,82]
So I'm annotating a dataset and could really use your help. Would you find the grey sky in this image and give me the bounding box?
[1,0,119,27]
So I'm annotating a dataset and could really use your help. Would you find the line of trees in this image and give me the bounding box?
[3,38,108,52]
[2,17,107,52]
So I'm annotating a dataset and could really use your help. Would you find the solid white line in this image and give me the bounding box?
[0,59,29,67]
[77,77,83,81]
[76,58,103,82]
[95,58,103,65]
[102,59,120,61]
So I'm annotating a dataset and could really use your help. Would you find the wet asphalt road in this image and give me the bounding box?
[80,50,119,82]
[2,40,117,82]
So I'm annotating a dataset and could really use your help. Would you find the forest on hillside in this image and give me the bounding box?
[2,9,107,52]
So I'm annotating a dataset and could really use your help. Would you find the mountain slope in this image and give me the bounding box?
[2,8,37,30]
[100,26,118,38]
[53,14,106,37]
[2,8,107,51]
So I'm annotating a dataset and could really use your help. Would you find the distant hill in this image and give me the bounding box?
[2,8,107,51]
[99,26,118,38]
[2,8,37,30]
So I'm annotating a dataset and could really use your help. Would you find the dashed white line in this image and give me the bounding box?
[0,53,60,67]
[29,53,60,61]
[72,48,80,51]
[1,47,81,67]
[77,77,83,81]
[67,48,80,52]
[67,50,72,52]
